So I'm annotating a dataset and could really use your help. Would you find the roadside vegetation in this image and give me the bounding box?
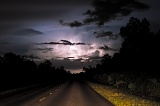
[88,82,160,106]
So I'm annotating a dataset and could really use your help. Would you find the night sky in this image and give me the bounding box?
[0,0,160,73]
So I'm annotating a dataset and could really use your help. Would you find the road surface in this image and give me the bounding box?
[0,79,115,106]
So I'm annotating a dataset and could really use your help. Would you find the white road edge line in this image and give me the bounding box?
[39,97,46,102]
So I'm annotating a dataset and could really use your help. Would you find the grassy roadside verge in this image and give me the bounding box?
[87,82,160,106]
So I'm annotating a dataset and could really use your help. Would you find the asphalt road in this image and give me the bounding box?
[0,79,115,106]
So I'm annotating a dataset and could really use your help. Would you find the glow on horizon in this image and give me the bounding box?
[67,69,84,74]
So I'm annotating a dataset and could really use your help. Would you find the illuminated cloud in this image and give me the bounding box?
[99,45,118,51]
[33,47,53,53]
[87,50,102,61]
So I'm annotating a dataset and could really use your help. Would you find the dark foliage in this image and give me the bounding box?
[84,17,160,76]
[0,52,70,91]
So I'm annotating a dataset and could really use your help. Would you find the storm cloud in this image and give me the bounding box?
[0,0,160,73]
[36,40,90,46]
[14,28,44,36]
[60,0,149,27]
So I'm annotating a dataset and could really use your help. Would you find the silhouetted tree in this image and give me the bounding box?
[38,60,52,72]
[119,17,160,76]
[83,17,160,83]
[0,52,70,91]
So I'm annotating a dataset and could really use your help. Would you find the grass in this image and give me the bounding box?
[87,82,160,106]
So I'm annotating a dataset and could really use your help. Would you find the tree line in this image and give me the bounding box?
[0,53,70,91]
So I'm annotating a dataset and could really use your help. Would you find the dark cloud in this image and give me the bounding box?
[60,40,72,45]
[0,25,44,37]
[99,45,118,51]
[59,20,84,27]
[36,42,59,45]
[61,0,149,27]
[94,31,113,38]
[83,0,149,25]
[14,28,44,36]
[36,40,90,46]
